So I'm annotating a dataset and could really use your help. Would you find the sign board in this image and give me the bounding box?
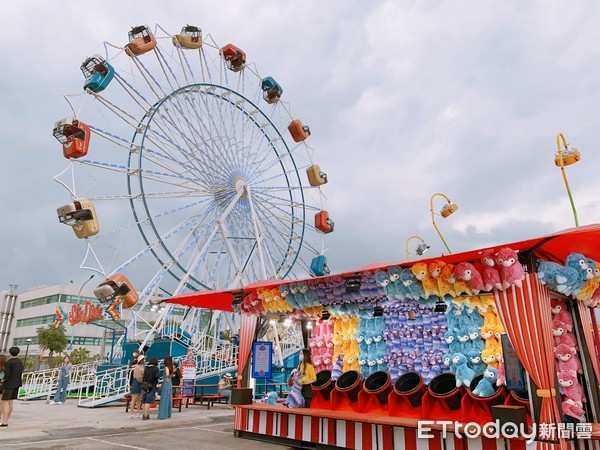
[501,334,526,391]
[181,348,197,397]
[252,341,272,379]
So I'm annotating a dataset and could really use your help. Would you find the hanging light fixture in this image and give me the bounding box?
[373,301,383,317]
[344,274,362,293]
[321,309,331,320]
[430,193,459,254]
[405,235,430,259]
[434,298,447,313]
[554,132,580,227]
[408,310,416,321]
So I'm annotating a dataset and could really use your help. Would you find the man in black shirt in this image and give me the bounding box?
[2,347,24,427]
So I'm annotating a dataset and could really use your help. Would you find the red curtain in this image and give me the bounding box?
[237,314,258,388]
[576,301,600,384]
[494,274,566,450]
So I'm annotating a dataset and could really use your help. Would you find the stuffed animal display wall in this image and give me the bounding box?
[384,299,447,383]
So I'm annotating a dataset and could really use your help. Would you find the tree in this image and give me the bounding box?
[36,325,68,368]
[69,347,91,365]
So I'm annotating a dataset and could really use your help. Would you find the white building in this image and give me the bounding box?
[0,283,171,365]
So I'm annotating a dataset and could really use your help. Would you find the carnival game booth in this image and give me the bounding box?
[167,225,600,450]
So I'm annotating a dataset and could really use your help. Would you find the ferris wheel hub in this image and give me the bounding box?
[233,177,249,199]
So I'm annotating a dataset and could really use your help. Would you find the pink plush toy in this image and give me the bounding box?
[551,299,567,315]
[552,328,579,350]
[494,247,525,289]
[554,309,573,332]
[454,262,485,295]
[322,352,333,371]
[481,249,503,291]
[558,370,586,407]
[496,353,506,387]
[555,344,583,374]
[562,398,586,422]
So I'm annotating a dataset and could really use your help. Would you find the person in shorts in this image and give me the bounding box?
[141,356,160,420]
[2,347,24,427]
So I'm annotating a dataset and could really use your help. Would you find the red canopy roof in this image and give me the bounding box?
[166,224,600,311]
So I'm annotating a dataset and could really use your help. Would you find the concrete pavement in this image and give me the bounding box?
[0,397,235,443]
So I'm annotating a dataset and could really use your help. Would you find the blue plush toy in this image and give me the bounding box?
[536,259,569,291]
[442,352,455,372]
[400,269,425,301]
[467,327,485,351]
[331,354,344,381]
[455,331,470,354]
[467,349,486,376]
[472,367,498,397]
[374,271,395,301]
[564,253,592,296]
[452,353,476,387]
[283,371,305,408]
[444,330,457,353]
[305,287,319,307]
[388,266,409,300]
[267,391,279,404]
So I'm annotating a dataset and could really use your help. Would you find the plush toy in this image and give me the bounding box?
[442,353,455,372]
[493,321,505,341]
[562,398,586,422]
[388,266,409,300]
[472,367,498,397]
[305,287,320,307]
[481,348,498,368]
[554,309,573,332]
[441,263,473,297]
[480,324,497,350]
[467,349,486,376]
[331,354,344,380]
[411,263,440,299]
[323,352,333,371]
[481,249,503,291]
[283,371,305,408]
[468,327,485,351]
[552,320,578,349]
[454,262,485,295]
[456,331,470,354]
[401,269,425,301]
[444,330,457,352]
[429,261,456,297]
[537,260,576,293]
[564,253,593,296]
[551,299,567,315]
[453,353,476,387]
[480,305,498,327]
[374,270,394,301]
[558,370,586,406]
[496,353,506,386]
[555,344,583,374]
[494,248,525,289]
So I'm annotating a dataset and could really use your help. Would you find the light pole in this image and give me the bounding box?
[24,338,32,371]
[555,132,581,227]
[429,193,459,254]
[70,274,95,350]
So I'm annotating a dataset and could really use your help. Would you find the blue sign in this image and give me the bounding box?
[252,341,272,379]
[501,334,526,391]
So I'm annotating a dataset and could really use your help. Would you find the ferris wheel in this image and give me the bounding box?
[53,24,332,348]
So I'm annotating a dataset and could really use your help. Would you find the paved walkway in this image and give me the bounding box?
[0,398,235,443]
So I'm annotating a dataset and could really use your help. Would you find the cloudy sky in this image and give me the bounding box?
[2,0,600,294]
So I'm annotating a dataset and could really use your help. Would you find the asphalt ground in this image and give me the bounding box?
[0,399,292,450]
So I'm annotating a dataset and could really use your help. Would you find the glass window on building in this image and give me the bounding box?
[16,315,56,327]
[13,337,39,346]
[20,295,60,309]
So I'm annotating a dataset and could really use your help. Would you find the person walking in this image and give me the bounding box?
[1,347,24,427]
[218,373,233,403]
[296,348,316,408]
[0,354,6,411]
[141,356,160,420]
[50,356,73,405]
[130,355,145,418]
[157,356,173,420]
